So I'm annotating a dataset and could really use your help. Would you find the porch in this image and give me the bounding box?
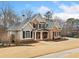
[34,30,49,40]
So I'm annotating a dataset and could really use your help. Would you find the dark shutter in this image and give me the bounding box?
[31,31,32,38]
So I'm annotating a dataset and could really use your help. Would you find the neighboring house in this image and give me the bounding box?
[8,14,61,41]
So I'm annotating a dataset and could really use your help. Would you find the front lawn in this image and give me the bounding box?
[0,39,78,57]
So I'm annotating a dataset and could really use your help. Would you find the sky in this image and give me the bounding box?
[0,1,79,20]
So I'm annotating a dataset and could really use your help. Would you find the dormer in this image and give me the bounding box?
[31,14,46,29]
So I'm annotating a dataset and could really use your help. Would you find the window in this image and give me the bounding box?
[39,24,41,29]
[23,31,32,38]
[26,31,30,38]
[39,23,46,29]
[33,23,38,29]
[33,23,36,28]
[42,24,45,28]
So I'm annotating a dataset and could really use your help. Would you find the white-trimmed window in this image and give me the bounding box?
[26,31,31,38]
[39,23,46,29]
[23,31,32,38]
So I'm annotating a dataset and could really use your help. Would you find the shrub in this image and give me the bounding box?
[14,39,21,46]
[21,39,38,44]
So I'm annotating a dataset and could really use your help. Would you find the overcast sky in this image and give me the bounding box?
[0,1,79,21]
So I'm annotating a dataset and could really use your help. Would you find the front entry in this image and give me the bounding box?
[42,32,48,39]
[35,31,48,40]
[36,32,40,39]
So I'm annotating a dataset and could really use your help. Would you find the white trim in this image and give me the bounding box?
[40,31,42,40]
[22,31,32,39]
[35,31,36,40]
[31,14,46,23]
[31,14,41,22]
[22,22,33,30]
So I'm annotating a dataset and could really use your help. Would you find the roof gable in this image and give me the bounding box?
[22,22,33,31]
[31,14,46,23]
[8,21,33,31]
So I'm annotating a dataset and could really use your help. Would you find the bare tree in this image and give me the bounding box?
[21,9,33,21]
[44,11,53,21]
[0,2,18,28]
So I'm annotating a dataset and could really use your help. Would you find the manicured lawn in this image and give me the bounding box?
[0,39,78,58]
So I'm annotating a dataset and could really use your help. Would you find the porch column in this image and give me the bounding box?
[40,31,43,40]
[35,31,36,40]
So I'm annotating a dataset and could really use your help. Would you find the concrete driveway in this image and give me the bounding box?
[37,48,79,58]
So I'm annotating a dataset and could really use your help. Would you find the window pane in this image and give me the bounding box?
[33,23,36,28]
[39,24,41,29]
[39,23,46,29]
[26,31,30,38]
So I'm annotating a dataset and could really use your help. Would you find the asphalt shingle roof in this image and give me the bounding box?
[8,14,61,31]
[46,20,61,29]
